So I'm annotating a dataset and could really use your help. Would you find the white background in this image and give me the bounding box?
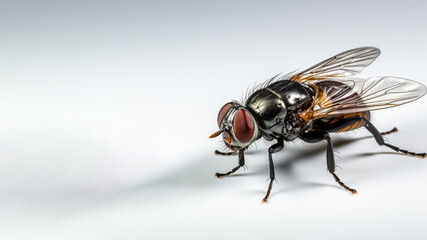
[1,1,427,239]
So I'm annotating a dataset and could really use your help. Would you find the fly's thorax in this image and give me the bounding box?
[282,112,310,141]
[245,89,287,131]
[267,80,314,110]
[217,102,260,149]
[244,81,314,141]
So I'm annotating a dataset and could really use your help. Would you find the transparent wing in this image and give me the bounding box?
[291,47,381,83]
[299,77,427,121]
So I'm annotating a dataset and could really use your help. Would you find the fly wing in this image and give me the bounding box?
[291,47,381,83]
[298,77,427,121]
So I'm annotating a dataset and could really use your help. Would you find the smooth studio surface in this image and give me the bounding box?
[1,1,427,239]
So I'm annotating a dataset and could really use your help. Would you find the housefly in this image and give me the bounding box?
[210,47,426,202]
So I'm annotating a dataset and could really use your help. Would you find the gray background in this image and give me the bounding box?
[1,0,427,239]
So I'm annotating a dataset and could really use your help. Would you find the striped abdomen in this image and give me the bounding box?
[310,81,371,133]
[328,111,371,132]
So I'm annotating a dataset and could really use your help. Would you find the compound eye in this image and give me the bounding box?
[233,109,255,143]
[217,102,233,127]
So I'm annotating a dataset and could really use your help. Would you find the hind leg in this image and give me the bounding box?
[361,117,426,158]
[324,116,426,158]
[381,127,398,136]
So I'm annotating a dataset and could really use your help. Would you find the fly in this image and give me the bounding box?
[210,47,427,202]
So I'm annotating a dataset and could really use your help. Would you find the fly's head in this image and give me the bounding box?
[210,102,259,150]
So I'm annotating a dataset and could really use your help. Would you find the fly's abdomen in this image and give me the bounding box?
[330,111,370,132]
[312,111,370,133]
[310,80,371,133]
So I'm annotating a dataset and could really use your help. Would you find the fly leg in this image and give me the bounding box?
[381,127,398,136]
[360,117,426,158]
[263,138,284,203]
[215,146,249,155]
[300,131,357,194]
[214,150,238,156]
[215,149,246,178]
[320,116,426,158]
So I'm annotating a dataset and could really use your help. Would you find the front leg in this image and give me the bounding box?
[215,150,238,156]
[263,138,284,203]
[215,149,246,178]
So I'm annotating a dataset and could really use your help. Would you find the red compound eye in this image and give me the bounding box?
[217,102,233,127]
[233,109,255,143]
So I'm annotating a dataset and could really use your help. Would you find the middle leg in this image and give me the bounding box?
[300,131,357,194]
